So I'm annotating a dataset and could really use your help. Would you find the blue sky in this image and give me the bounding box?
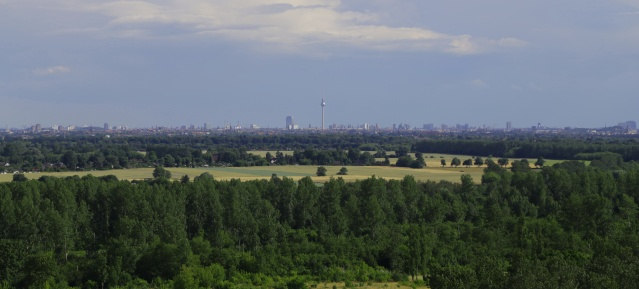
[1,0,638,129]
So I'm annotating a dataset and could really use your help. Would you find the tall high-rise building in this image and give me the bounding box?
[506,121,512,131]
[286,116,294,130]
[618,121,637,130]
[104,123,109,130]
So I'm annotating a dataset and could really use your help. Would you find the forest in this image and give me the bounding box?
[0,134,406,172]
[1,159,638,288]
[3,134,639,172]
[414,136,639,161]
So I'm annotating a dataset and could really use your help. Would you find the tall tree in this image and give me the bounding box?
[535,157,545,168]
[451,157,461,167]
[316,166,327,176]
[153,166,172,179]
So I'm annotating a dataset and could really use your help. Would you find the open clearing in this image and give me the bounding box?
[0,152,568,183]
[0,165,486,183]
[247,150,294,157]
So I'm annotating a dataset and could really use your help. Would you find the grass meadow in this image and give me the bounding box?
[0,152,568,183]
[0,165,485,183]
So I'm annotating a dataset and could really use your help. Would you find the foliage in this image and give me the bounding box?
[395,154,425,169]
[153,166,172,179]
[316,166,327,176]
[11,174,27,182]
[534,157,545,168]
[415,136,639,161]
[337,167,349,175]
[0,161,638,288]
[3,134,639,174]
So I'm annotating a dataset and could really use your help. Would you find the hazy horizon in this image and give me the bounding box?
[2,1,638,128]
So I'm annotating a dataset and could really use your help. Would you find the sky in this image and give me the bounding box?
[1,0,639,129]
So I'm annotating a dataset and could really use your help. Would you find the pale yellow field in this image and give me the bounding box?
[247,150,294,157]
[0,165,485,183]
[0,151,570,184]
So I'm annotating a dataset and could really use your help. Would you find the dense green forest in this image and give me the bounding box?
[1,160,638,288]
[415,137,639,161]
[0,135,405,172]
[3,134,639,172]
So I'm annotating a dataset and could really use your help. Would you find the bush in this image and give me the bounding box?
[316,166,327,176]
[12,173,27,182]
[337,167,348,175]
[286,276,308,289]
[153,166,172,179]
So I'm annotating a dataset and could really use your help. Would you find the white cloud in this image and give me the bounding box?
[33,66,71,75]
[33,0,524,55]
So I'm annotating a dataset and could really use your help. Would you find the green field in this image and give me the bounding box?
[0,152,570,184]
[247,151,564,168]
[247,150,294,157]
[0,165,486,183]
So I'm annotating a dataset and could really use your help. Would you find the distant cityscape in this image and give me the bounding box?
[1,119,636,137]
[2,99,637,136]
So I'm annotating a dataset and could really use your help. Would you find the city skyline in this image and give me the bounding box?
[4,118,637,132]
[2,1,639,128]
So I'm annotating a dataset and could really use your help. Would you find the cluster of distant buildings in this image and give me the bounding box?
[13,123,129,134]
[4,98,634,136]
[2,119,637,137]
[1,98,637,137]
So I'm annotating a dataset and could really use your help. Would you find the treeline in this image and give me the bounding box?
[1,160,639,288]
[4,134,639,172]
[270,148,378,166]
[0,143,385,172]
[415,137,639,161]
[0,135,408,172]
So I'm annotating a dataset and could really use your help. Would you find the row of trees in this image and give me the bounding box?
[415,137,639,161]
[395,153,426,168]
[0,140,386,172]
[267,148,378,166]
[3,134,638,172]
[315,166,348,176]
[440,157,545,168]
[1,158,639,288]
[0,134,413,171]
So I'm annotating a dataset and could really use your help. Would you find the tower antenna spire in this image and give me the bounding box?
[321,98,326,130]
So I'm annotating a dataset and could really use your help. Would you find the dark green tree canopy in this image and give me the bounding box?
[316,166,327,176]
[0,143,638,289]
[153,166,172,179]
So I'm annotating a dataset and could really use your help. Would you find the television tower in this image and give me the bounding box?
[321,98,326,130]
